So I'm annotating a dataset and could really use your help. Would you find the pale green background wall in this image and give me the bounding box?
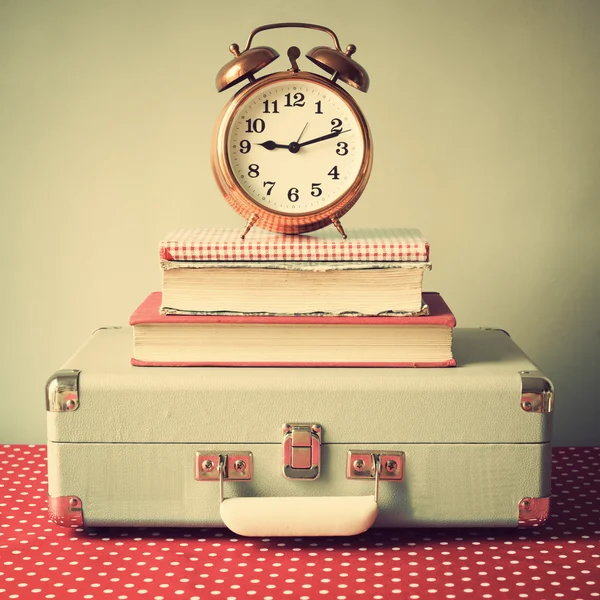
[1,0,599,444]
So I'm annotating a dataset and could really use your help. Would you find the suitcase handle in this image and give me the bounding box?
[220,495,378,537]
[217,454,381,536]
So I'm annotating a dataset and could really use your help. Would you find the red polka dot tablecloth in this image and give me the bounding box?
[1,446,599,600]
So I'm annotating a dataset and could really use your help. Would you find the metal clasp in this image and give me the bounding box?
[195,452,253,503]
[347,450,405,502]
[282,423,322,480]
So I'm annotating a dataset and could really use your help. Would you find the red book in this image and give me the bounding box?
[130,292,456,367]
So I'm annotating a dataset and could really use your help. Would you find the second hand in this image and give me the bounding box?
[296,122,309,144]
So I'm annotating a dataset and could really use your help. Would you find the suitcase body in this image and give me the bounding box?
[46,327,553,535]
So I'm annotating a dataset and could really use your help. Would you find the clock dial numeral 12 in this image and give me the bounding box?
[285,92,305,107]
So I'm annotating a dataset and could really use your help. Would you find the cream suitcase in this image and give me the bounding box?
[46,327,553,535]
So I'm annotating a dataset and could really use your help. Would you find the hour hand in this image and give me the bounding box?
[258,140,289,150]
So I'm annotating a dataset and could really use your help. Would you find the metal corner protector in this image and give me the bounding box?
[48,495,84,528]
[518,496,551,527]
[520,370,554,413]
[46,369,81,412]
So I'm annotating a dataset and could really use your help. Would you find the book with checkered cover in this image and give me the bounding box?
[159,228,431,316]
[160,228,430,262]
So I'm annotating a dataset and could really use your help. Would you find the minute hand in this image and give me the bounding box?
[297,129,350,148]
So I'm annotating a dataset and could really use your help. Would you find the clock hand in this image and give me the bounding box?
[297,129,351,148]
[260,125,308,152]
[257,140,289,150]
[296,122,309,143]
[260,128,349,153]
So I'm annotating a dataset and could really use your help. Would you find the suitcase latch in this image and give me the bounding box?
[195,453,253,504]
[195,452,253,482]
[282,423,322,480]
[346,451,406,502]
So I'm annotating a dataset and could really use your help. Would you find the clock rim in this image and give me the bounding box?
[211,71,372,234]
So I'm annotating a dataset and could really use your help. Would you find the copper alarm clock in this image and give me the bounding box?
[211,23,372,239]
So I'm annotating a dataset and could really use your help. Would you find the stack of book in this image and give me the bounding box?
[129,227,456,367]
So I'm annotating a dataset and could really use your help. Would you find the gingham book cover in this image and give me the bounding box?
[159,228,429,262]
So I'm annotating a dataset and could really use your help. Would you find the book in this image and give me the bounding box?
[159,227,431,316]
[130,291,456,367]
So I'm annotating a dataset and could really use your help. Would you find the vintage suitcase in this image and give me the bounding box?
[46,326,553,535]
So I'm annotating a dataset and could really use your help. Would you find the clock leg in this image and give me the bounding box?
[330,216,347,239]
[240,214,259,239]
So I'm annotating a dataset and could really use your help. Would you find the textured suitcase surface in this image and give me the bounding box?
[46,327,553,534]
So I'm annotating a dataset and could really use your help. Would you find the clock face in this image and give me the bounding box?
[225,77,367,216]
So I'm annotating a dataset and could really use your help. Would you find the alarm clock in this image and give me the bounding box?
[211,22,372,239]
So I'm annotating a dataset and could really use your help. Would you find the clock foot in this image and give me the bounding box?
[330,216,347,239]
[241,214,259,239]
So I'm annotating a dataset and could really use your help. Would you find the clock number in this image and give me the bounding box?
[284,92,305,107]
[328,166,340,180]
[239,140,251,154]
[262,100,279,114]
[330,118,343,133]
[263,181,275,195]
[336,141,348,156]
[315,100,323,114]
[245,118,265,134]
[287,187,299,202]
[311,183,323,197]
[248,164,260,178]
